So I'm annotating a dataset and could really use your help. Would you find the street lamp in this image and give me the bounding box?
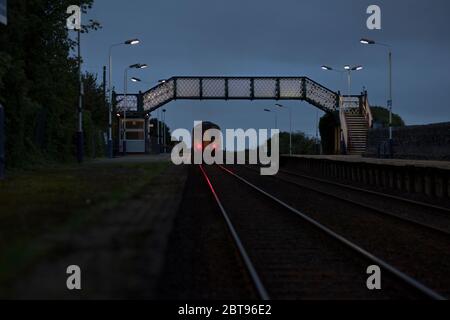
[107,38,140,158]
[360,38,375,45]
[76,18,83,164]
[125,39,140,45]
[264,109,278,130]
[321,65,363,96]
[360,37,393,151]
[131,77,155,86]
[275,104,293,156]
[123,63,148,155]
[130,76,162,153]
[155,80,168,151]
[162,109,167,153]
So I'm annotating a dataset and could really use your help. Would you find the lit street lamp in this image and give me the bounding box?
[107,38,140,158]
[264,109,278,130]
[122,63,148,155]
[360,38,393,153]
[131,77,154,85]
[321,65,364,96]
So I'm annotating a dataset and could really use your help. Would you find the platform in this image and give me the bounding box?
[283,155,450,171]
[91,154,171,165]
[281,155,450,200]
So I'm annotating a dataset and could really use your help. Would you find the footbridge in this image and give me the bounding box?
[114,76,373,155]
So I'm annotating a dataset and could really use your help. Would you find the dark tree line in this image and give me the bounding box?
[278,132,319,155]
[0,0,105,168]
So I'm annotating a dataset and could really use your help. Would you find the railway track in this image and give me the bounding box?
[242,166,450,237]
[279,168,450,215]
[199,165,447,300]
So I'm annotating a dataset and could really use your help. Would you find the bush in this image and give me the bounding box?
[319,112,339,154]
[371,106,405,128]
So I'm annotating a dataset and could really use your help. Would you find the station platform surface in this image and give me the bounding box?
[91,154,172,165]
[282,155,450,171]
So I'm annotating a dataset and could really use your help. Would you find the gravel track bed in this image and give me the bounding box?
[205,165,420,300]
[278,169,450,234]
[232,165,450,298]
[157,166,256,300]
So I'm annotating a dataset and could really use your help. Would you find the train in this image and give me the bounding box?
[192,121,221,159]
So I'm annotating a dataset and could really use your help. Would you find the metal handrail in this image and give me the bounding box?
[361,93,373,128]
[339,97,349,153]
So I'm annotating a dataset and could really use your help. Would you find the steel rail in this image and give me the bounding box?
[280,169,450,215]
[242,166,450,237]
[218,165,447,300]
[199,165,270,301]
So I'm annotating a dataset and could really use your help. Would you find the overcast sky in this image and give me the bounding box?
[82,0,450,136]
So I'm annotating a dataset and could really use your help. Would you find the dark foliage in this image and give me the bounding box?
[371,106,405,128]
[279,131,319,155]
[0,0,104,168]
[319,112,339,155]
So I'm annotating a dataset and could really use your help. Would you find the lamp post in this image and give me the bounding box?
[131,77,154,154]
[264,109,278,130]
[67,4,84,163]
[157,80,167,153]
[132,79,167,154]
[321,65,363,96]
[76,20,84,163]
[360,38,393,154]
[162,109,167,153]
[123,63,148,155]
[107,38,140,158]
[275,104,293,156]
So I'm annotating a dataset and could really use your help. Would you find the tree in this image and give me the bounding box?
[0,0,101,167]
[370,106,405,127]
[319,112,340,155]
[279,132,319,155]
[82,72,107,158]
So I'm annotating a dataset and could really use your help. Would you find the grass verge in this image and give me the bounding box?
[0,160,169,293]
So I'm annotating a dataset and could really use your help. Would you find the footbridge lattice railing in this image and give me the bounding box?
[114,76,373,155]
[142,77,341,113]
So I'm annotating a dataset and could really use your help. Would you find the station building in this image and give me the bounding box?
[113,91,155,155]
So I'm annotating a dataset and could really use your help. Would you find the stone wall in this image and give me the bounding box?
[366,122,450,160]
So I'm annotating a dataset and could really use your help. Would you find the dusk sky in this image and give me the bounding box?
[82,0,450,137]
